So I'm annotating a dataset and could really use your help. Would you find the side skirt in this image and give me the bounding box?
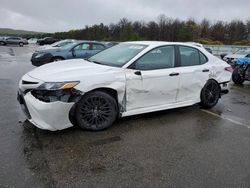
[121,100,199,117]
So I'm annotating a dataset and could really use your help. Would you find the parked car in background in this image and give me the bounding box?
[220,52,228,60]
[0,36,7,45]
[31,41,108,66]
[232,57,250,84]
[28,38,38,44]
[19,41,232,131]
[223,49,250,65]
[36,39,76,51]
[37,37,59,45]
[103,41,120,48]
[204,47,212,54]
[0,37,28,47]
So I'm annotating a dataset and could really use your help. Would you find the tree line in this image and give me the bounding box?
[34,15,250,45]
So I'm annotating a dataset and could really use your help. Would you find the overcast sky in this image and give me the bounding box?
[0,0,249,33]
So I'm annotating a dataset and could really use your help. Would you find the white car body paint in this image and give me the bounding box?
[24,92,74,131]
[19,41,232,131]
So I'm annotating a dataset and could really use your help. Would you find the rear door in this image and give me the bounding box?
[176,46,210,102]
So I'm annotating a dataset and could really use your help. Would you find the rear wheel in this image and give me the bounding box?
[200,80,220,109]
[75,91,118,131]
[0,41,6,45]
[232,67,244,84]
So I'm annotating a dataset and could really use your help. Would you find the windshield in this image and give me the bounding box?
[89,43,147,67]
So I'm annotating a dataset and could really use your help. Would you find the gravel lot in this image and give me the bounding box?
[0,45,250,188]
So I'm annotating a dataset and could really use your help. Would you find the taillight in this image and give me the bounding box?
[225,67,233,72]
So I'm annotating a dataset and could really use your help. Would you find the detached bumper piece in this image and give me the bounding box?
[17,91,31,119]
[17,88,82,131]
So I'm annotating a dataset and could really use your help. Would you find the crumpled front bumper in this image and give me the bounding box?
[18,91,74,131]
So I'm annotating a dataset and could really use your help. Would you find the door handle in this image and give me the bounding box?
[202,69,210,72]
[134,71,141,76]
[169,72,179,76]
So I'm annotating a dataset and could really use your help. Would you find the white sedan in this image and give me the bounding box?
[18,41,232,131]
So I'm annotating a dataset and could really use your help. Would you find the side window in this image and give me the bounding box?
[200,52,208,64]
[134,46,175,70]
[92,44,105,50]
[74,43,90,51]
[179,46,200,67]
[81,43,90,50]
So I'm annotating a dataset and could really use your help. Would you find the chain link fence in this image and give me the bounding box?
[204,45,250,57]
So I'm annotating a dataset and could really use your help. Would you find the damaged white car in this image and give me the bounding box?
[18,41,232,131]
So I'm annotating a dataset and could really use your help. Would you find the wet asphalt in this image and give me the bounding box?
[0,45,250,188]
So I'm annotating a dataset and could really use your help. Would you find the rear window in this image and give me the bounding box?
[179,46,208,66]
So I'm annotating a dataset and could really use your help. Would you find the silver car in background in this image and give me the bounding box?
[1,37,28,47]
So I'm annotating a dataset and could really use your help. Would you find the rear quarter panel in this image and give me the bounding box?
[208,58,232,83]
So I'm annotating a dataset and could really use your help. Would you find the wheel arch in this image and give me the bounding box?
[89,87,118,102]
[68,87,120,126]
[201,78,221,99]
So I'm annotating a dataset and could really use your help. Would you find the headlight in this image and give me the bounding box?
[35,53,46,58]
[38,81,79,90]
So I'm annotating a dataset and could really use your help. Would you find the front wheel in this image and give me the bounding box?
[200,80,220,109]
[19,42,24,47]
[232,67,244,84]
[75,91,118,131]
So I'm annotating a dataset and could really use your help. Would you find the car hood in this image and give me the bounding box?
[27,59,123,82]
[36,48,61,53]
[36,45,57,51]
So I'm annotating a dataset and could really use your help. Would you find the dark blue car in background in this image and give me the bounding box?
[31,41,108,66]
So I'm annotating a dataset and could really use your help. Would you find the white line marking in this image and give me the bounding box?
[201,109,250,129]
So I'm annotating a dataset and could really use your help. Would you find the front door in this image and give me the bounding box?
[125,45,180,111]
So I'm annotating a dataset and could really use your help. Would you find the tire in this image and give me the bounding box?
[232,67,244,84]
[75,91,118,131]
[19,42,24,47]
[52,57,64,62]
[0,41,6,45]
[200,80,220,109]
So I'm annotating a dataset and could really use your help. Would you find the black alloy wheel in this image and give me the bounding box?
[200,80,220,109]
[75,91,118,131]
[232,67,245,84]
